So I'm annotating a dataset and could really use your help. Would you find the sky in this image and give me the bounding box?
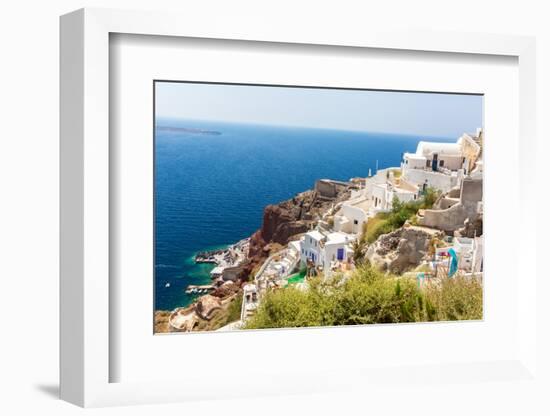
[155,82,483,138]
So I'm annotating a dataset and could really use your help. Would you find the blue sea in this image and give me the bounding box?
[154,118,454,311]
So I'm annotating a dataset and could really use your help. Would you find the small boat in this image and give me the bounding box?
[165,283,171,288]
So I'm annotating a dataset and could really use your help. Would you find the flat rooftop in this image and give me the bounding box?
[306,230,325,241]
[346,197,372,211]
[326,232,353,245]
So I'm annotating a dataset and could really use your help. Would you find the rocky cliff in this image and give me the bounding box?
[366,226,444,274]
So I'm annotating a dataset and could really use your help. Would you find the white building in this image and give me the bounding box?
[321,232,354,272]
[288,240,301,256]
[371,180,419,211]
[404,141,465,171]
[332,168,422,226]
[333,197,371,234]
[452,236,483,272]
[299,230,354,275]
[403,168,464,194]
[300,229,324,265]
[401,132,481,193]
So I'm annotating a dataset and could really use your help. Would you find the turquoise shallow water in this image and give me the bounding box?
[154,118,455,310]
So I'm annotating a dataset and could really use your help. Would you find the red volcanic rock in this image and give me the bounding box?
[211,281,240,299]
[259,190,319,245]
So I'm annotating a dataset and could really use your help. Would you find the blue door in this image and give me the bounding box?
[337,248,344,261]
[432,153,438,171]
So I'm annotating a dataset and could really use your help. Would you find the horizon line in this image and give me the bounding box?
[154,116,472,140]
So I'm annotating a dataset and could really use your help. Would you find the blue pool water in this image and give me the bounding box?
[154,118,454,310]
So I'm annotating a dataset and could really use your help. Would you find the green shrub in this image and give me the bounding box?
[421,187,439,209]
[331,272,428,325]
[364,188,440,243]
[424,276,483,321]
[244,285,331,328]
[226,293,243,323]
[243,266,482,330]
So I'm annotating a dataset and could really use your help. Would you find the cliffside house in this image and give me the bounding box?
[333,196,371,234]
[371,174,419,211]
[401,130,481,193]
[299,230,354,276]
[334,168,422,226]
[300,230,324,266]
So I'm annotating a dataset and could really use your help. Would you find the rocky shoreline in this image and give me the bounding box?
[194,249,225,263]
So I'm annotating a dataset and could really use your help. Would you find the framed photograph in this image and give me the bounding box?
[60,8,539,408]
[152,81,485,334]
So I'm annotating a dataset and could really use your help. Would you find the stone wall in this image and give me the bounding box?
[448,187,461,198]
[460,177,483,210]
[421,203,468,232]
[434,196,460,210]
[420,177,482,233]
[315,179,350,199]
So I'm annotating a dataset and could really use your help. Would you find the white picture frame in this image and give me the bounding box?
[60,7,538,408]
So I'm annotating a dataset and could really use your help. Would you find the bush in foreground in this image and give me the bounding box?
[243,266,482,330]
[424,276,483,321]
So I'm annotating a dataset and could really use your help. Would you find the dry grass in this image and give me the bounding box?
[424,276,483,321]
[364,213,393,243]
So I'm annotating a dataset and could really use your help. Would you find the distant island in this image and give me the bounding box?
[156,125,222,136]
